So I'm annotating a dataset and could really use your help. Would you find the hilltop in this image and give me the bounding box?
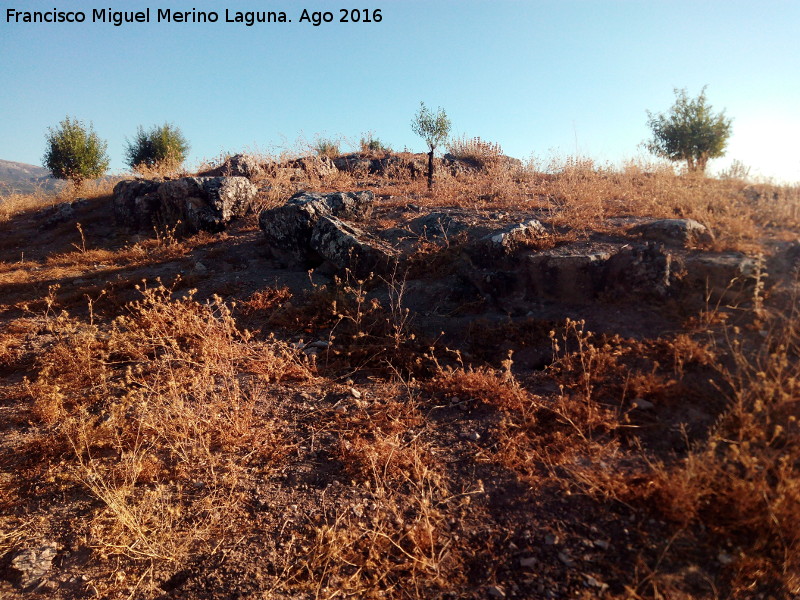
[0,150,798,599]
[0,160,61,196]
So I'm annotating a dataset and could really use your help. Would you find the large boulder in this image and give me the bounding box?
[199,153,264,179]
[113,179,162,230]
[114,177,256,234]
[287,156,338,179]
[157,177,257,234]
[310,215,398,276]
[259,190,375,265]
[629,218,712,247]
[684,252,761,302]
[524,244,615,303]
[470,219,547,260]
[604,243,679,300]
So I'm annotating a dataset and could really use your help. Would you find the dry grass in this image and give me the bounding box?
[1,153,799,598]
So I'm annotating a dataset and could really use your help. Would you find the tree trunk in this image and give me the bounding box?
[427,149,434,190]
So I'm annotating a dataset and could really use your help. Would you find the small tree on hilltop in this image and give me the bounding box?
[124,123,189,173]
[43,116,110,192]
[411,102,451,189]
[646,87,732,174]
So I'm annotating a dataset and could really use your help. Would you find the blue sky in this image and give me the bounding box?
[1,0,798,182]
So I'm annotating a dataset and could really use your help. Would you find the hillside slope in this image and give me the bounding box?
[0,154,798,599]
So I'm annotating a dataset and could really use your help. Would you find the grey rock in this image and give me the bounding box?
[259,190,375,265]
[310,215,398,276]
[333,155,373,174]
[525,244,614,303]
[487,585,506,598]
[557,551,575,567]
[632,398,655,410]
[113,179,163,230]
[519,556,539,568]
[10,542,58,590]
[684,252,760,302]
[604,243,678,299]
[114,176,256,234]
[158,176,256,234]
[629,218,711,247]
[477,219,546,256]
[199,153,264,179]
[290,155,338,179]
[39,202,75,229]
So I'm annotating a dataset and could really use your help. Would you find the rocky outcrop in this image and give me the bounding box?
[524,244,615,303]
[113,176,256,234]
[113,179,162,230]
[684,252,761,301]
[310,215,398,276]
[157,177,256,234]
[333,153,428,179]
[286,156,338,179]
[199,153,265,179]
[199,154,338,182]
[38,198,88,230]
[474,219,547,257]
[605,243,679,299]
[9,542,58,591]
[259,190,375,266]
[629,218,711,247]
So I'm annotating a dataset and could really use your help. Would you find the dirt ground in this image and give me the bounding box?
[1,164,798,599]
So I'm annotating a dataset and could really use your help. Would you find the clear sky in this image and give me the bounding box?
[1,0,798,182]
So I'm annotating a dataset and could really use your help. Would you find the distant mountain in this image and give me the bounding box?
[0,159,62,195]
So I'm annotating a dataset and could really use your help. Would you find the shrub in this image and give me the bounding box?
[315,138,340,159]
[446,135,504,169]
[359,134,391,155]
[124,123,189,173]
[43,116,110,191]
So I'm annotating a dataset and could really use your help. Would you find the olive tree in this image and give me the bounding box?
[646,87,732,174]
[411,102,451,189]
[124,123,189,172]
[43,116,110,191]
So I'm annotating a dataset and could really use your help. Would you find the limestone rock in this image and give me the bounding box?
[199,153,264,179]
[684,252,760,301]
[114,176,255,234]
[310,215,398,276]
[157,176,256,234]
[9,542,58,590]
[524,244,614,303]
[476,219,547,257]
[39,201,76,230]
[604,243,678,299]
[113,179,162,230]
[629,218,711,247]
[259,190,375,266]
[333,155,373,175]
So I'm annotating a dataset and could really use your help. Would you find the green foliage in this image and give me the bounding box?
[646,87,732,174]
[124,123,189,171]
[411,102,451,153]
[411,102,451,189]
[43,116,110,189]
